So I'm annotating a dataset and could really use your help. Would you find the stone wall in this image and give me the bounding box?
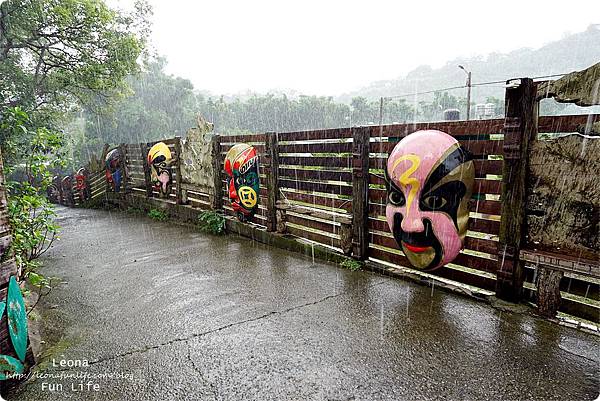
[179,116,215,193]
[526,134,599,260]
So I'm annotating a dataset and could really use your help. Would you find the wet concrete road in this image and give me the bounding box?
[11,207,599,401]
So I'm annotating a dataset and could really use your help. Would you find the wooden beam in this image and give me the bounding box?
[265,132,279,232]
[174,136,184,204]
[352,126,370,260]
[210,135,223,211]
[140,142,153,198]
[118,143,128,193]
[496,78,538,302]
[275,201,352,224]
[536,266,563,319]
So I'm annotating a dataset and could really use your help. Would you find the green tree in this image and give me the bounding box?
[84,57,197,147]
[350,97,375,125]
[0,0,149,115]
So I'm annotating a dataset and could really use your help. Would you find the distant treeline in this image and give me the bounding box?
[78,58,571,169]
[83,59,501,145]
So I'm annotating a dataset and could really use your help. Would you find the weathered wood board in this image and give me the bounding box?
[526,134,599,261]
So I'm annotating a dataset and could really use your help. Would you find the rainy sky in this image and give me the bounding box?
[110,0,599,96]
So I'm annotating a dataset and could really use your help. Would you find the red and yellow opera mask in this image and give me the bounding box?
[224,144,259,221]
[75,168,90,201]
[385,130,474,270]
[148,142,174,198]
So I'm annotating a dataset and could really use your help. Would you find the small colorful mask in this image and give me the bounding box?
[148,142,174,198]
[75,168,90,201]
[105,148,122,192]
[47,177,61,203]
[61,176,73,204]
[224,144,259,221]
[385,130,474,270]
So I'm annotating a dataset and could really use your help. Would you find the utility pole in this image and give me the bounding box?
[458,65,472,120]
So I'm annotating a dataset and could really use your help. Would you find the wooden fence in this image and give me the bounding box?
[55,82,599,324]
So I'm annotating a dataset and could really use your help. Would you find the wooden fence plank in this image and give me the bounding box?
[367,119,504,138]
[278,128,353,141]
[279,156,352,168]
[280,190,352,212]
[286,225,341,248]
[278,142,352,153]
[279,168,352,183]
[286,214,339,235]
[279,179,352,196]
[219,133,267,143]
[368,248,497,291]
[538,114,599,133]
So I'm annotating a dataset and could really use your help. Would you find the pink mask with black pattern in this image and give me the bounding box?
[385,130,475,270]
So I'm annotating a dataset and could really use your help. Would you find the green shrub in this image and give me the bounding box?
[2,108,64,287]
[197,211,226,235]
[147,208,167,221]
[340,259,362,271]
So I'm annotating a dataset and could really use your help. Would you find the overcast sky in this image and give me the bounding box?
[111,0,599,96]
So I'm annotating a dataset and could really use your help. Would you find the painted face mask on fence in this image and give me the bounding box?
[75,168,89,201]
[224,143,259,221]
[385,130,474,270]
[147,142,174,198]
[105,148,122,192]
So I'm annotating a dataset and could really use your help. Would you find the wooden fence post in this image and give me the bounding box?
[174,136,184,204]
[351,126,370,260]
[83,165,92,202]
[265,132,279,232]
[536,266,563,318]
[66,175,75,207]
[210,135,223,211]
[118,143,128,193]
[140,142,153,198]
[104,144,111,193]
[496,78,538,302]
[70,173,79,206]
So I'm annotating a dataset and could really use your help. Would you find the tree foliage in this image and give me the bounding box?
[195,92,453,134]
[0,0,149,114]
[84,57,197,145]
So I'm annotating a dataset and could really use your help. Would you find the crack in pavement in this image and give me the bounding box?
[186,339,219,401]
[86,281,384,368]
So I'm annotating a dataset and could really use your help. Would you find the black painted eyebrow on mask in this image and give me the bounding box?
[421,146,471,196]
[384,164,404,194]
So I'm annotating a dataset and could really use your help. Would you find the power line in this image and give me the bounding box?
[386,85,465,100]
[383,72,573,100]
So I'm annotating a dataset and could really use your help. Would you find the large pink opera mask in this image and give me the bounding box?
[385,130,474,270]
